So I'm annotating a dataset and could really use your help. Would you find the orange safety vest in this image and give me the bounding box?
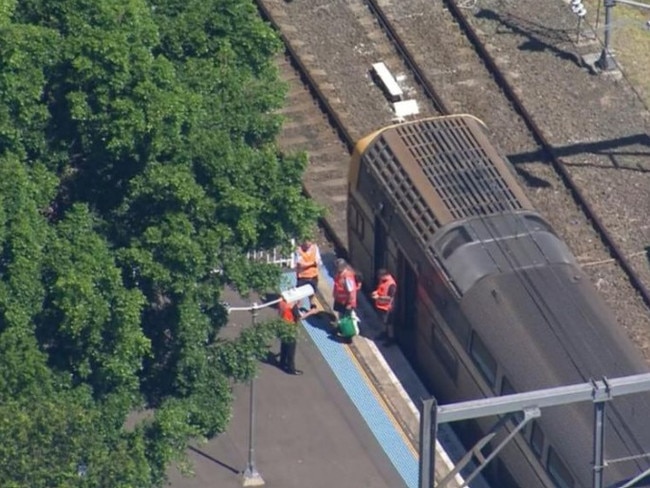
[374,274,396,312]
[296,245,319,279]
[333,268,357,308]
[278,299,296,323]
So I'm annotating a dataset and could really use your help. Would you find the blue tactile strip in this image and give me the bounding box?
[282,270,418,488]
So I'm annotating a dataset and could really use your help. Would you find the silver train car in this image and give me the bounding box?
[347,114,650,488]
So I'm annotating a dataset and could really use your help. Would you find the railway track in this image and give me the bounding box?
[254,1,650,486]
[258,0,650,360]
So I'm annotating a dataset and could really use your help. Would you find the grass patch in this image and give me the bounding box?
[582,0,650,107]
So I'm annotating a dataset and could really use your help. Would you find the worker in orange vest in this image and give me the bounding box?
[294,238,322,309]
[333,258,357,315]
[278,298,303,375]
[371,268,397,347]
[331,258,358,342]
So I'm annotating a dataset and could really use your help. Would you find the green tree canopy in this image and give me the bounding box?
[0,0,320,485]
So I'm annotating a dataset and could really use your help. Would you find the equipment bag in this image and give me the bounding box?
[338,311,359,338]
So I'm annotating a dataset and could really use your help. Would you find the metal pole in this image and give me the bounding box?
[577,17,583,44]
[243,307,264,487]
[598,0,616,71]
[419,398,436,488]
[593,402,606,488]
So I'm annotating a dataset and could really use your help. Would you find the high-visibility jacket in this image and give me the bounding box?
[278,299,296,323]
[373,274,396,312]
[333,268,357,308]
[296,245,319,279]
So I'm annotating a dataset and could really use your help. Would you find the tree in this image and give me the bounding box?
[0,0,321,485]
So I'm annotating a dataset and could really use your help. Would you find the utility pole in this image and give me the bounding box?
[597,0,650,71]
[227,284,315,487]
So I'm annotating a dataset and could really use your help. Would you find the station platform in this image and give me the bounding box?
[166,253,481,488]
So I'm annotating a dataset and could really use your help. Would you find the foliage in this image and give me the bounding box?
[213,318,295,381]
[0,387,153,488]
[0,0,321,485]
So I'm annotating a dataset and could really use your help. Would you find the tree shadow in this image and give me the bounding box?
[476,9,582,66]
[513,165,552,188]
[507,133,650,173]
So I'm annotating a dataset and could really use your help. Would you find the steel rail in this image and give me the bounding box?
[443,0,650,311]
[256,0,650,312]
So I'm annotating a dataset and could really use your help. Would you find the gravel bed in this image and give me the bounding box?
[264,0,650,358]
[460,0,650,357]
[274,0,439,139]
[376,0,650,359]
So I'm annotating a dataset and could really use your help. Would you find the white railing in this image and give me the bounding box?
[246,238,296,269]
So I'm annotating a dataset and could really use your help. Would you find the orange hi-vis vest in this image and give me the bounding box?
[333,268,357,308]
[374,274,396,312]
[296,245,319,279]
[278,299,296,323]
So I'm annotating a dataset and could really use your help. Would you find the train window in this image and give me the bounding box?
[439,227,472,259]
[530,421,544,458]
[348,205,357,232]
[500,377,523,424]
[447,307,471,349]
[469,332,497,387]
[432,323,459,380]
[348,203,365,239]
[546,448,574,488]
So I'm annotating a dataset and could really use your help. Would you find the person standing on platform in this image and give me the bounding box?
[278,297,303,376]
[331,258,358,342]
[371,268,397,347]
[277,296,319,375]
[294,238,322,309]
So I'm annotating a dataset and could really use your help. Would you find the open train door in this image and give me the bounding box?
[395,252,417,357]
[373,216,386,276]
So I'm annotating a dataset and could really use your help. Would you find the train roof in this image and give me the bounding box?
[462,264,648,389]
[462,263,650,485]
[350,115,534,248]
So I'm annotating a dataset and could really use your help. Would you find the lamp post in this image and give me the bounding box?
[597,0,650,71]
[226,284,315,487]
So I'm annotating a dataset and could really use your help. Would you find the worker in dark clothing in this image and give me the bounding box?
[372,268,397,347]
[277,297,318,375]
[278,297,303,375]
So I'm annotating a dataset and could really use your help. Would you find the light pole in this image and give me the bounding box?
[597,0,650,71]
[226,284,315,487]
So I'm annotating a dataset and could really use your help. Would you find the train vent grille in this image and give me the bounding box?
[366,137,441,245]
[397,119,523,219]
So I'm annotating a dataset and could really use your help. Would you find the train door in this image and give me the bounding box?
[373,216,386,275]
[395,252,417,356]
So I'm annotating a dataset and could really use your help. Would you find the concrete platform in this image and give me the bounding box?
[165,285,408,488]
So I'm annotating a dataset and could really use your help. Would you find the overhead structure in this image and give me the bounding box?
[421,373,650,488]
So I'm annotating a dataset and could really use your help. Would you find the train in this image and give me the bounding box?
[346,114,650,488]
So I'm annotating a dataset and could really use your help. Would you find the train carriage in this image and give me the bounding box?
[347,115,650,488]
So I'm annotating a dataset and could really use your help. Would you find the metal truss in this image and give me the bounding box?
[418,373,650,488]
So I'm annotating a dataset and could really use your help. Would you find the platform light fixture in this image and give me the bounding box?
[226,283,315,487]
